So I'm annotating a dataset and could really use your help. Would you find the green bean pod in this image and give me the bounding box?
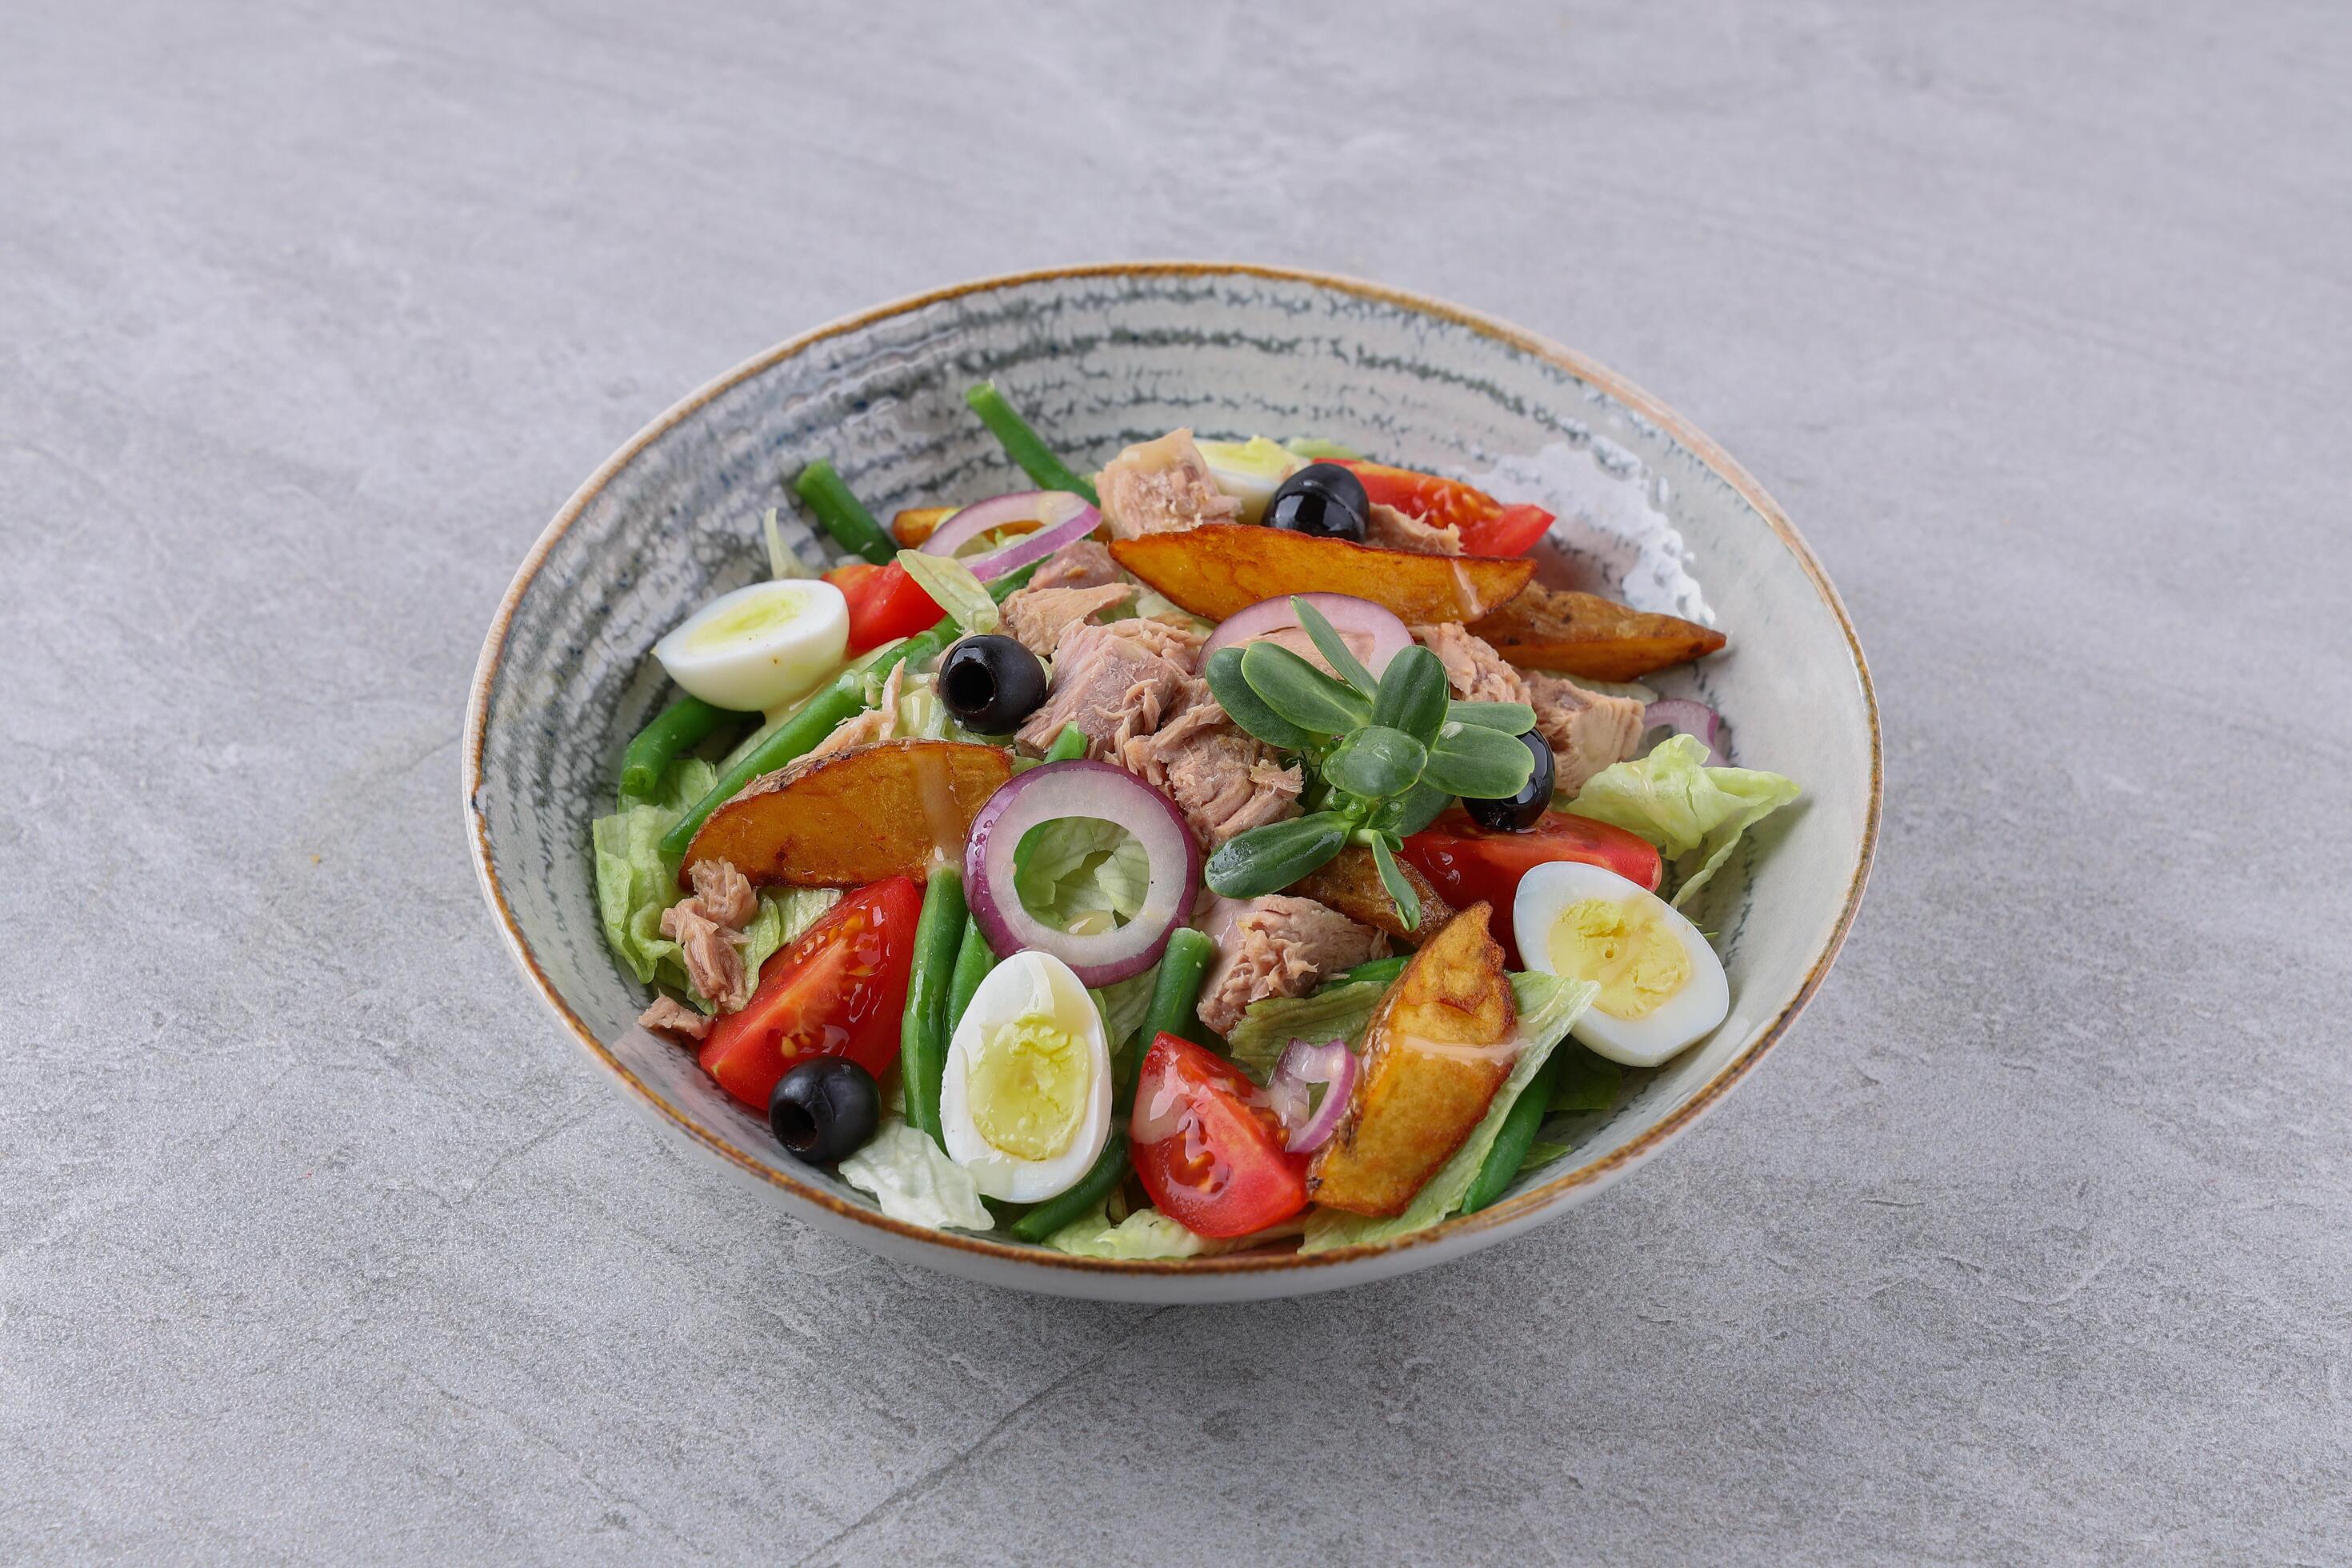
[1007,1135,1130,1243]
[620,696,734,802]
[964,382,1099,505]
[944,916,996,1036]
[792,458,895,565]
[656,623,955,861]
[1135,926,1220,1058]
[898,866,969,1147]
[1460,1051,1566,1215]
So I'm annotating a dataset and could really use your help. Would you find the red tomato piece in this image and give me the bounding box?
[697,875,922,1110]
[824,562,942,654]
[1400,808,1663,967]
[1129,1032,1310,1238]
[1331,460,1556,556]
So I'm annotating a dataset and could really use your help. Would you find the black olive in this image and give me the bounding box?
[938,634,1049,733]
[1462,730,1556,831]
[770,1057,882,1164]
[1265,462,1370,543]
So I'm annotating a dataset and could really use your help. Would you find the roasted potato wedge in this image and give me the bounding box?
[683,738,1011,887]
[1288,846,1454,944]
[1308,903,1518,1218]
[1109,524,1534,625]
[890,506,956,547]
[1470,583,1726,681]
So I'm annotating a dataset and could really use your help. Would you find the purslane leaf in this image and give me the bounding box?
[1290,595,1379,699]
[1370,645,1450,743]
[1321,725,1426,802]
[1240,642,1371,736]
[1446,700,1538,733]
[1204,811,1352,898]
[1205,646,1314,750]
[1369,834,1421,931]
[1424,721,1538,799]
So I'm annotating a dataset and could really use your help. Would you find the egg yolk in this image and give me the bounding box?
[684,584,818,653]
[1546,897,1692,1020]
[966,1013,1087,1161]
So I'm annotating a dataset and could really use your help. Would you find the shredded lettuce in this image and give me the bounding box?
[763,506,814,579]
[1548,1046,1622,1113]
[895,548,998,634]
[1090,964,1158,1052]
[1226,979,1386,1081]
[1564,734,1801,907]
[1518,1138,1574,1176]
[1043,1204,1302,1260]
[838,1119,994,1232]
[1013,816,1150,936]
[591,758,837,1012]
[1300,971,1598,1252]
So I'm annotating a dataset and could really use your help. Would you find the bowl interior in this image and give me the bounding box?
[466,265,1877,1300]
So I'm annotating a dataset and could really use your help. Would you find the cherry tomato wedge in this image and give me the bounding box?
[1330,459,1555,556]
[824,562,942,654]
[698,875,922,1110]
[1130,1032,1309,1239]
[1400,807,1663,966]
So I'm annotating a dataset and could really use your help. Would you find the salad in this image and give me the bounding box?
[592,383,1799,1258]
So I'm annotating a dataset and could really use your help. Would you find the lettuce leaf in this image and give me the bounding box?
[1300,970,1598,1252]
[1013,816,1150,937]
[1043,1204,1302,1260]
[895,548,999,634]
[1090,964,1159,1052]
[838,1119,994,1232]
[590,757,838,1011]
[1563,734,1801,907]
[1547,1046,1621,1113]
[1226,979,1386,1081]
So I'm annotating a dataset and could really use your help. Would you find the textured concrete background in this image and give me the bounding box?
[5,0,2348,1560]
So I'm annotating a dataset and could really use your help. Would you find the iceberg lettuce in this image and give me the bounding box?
[838,1119,994,1232]
[1564,734,1800,908]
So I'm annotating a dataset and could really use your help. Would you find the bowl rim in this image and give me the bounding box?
[463,260,1882,1278]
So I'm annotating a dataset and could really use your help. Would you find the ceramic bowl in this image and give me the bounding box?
[465,263,1879,1302]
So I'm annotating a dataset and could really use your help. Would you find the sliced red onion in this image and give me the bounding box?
[921,490,1101,582]
[962,760,1202,986]
[1269,1038,1358,1154]
[1644,698,1723,762]
[1199,594,1414,679]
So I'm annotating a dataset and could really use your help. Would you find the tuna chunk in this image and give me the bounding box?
[659,900,750,1012]
[998,582,1134,658]
[1413,622,1645,794]
[1526,673,1647,794]
[1029,537,1123,591]
[1117,679,1302,849]
[1015,617,1203,758]
[1412,622,1532,705]
[1366,502,1463,555]
[1195,894,1390,1036]
[1094,430,1242,540]
[686,858,758,930]
[638,995,711,1042]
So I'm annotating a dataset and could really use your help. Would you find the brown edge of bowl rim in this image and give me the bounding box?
[462,260,1883,1278]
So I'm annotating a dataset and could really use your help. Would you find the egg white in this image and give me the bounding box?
[939,950,1113,1202]
[1513,860,1730,1068]
[1196,437,1305,525]
[653,578,848,713]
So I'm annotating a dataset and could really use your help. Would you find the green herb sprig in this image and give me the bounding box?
[1203,598,1536,926]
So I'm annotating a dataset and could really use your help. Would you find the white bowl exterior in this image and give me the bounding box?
[466,266,1877,1302]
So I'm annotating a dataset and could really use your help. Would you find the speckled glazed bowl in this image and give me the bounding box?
[465,264,1879,1302]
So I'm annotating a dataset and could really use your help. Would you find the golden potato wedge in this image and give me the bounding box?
[683,738,1010,887]
[1287,846,1454,944]
[890,506,956,547]
[1470,583,1726,681]
[1308,903,1518,1218]
[1109,524,1534,625]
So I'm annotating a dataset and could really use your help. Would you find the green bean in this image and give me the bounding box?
[898,866,969,1147]
[1335,956,1408,990]
[1008,1134,1130,1243]
[986,559,1043,602]
[657,623,955,861]
[792,458,895,566]
[620,696,734,802]
[964,382,1098,505]
[945,916,995,1035]
[1042,723,1087,763]
[1461,1051,1566,1215]
[1136,927,1219,1056]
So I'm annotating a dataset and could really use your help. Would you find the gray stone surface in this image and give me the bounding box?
[4,0,2347,1559]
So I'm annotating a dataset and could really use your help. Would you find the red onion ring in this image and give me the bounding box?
[1268,1038,1358,1154]
[1199,594,1413,679]
[1644,698,1722,762]
[921,491,1101,582]
[962,760,1202,986]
